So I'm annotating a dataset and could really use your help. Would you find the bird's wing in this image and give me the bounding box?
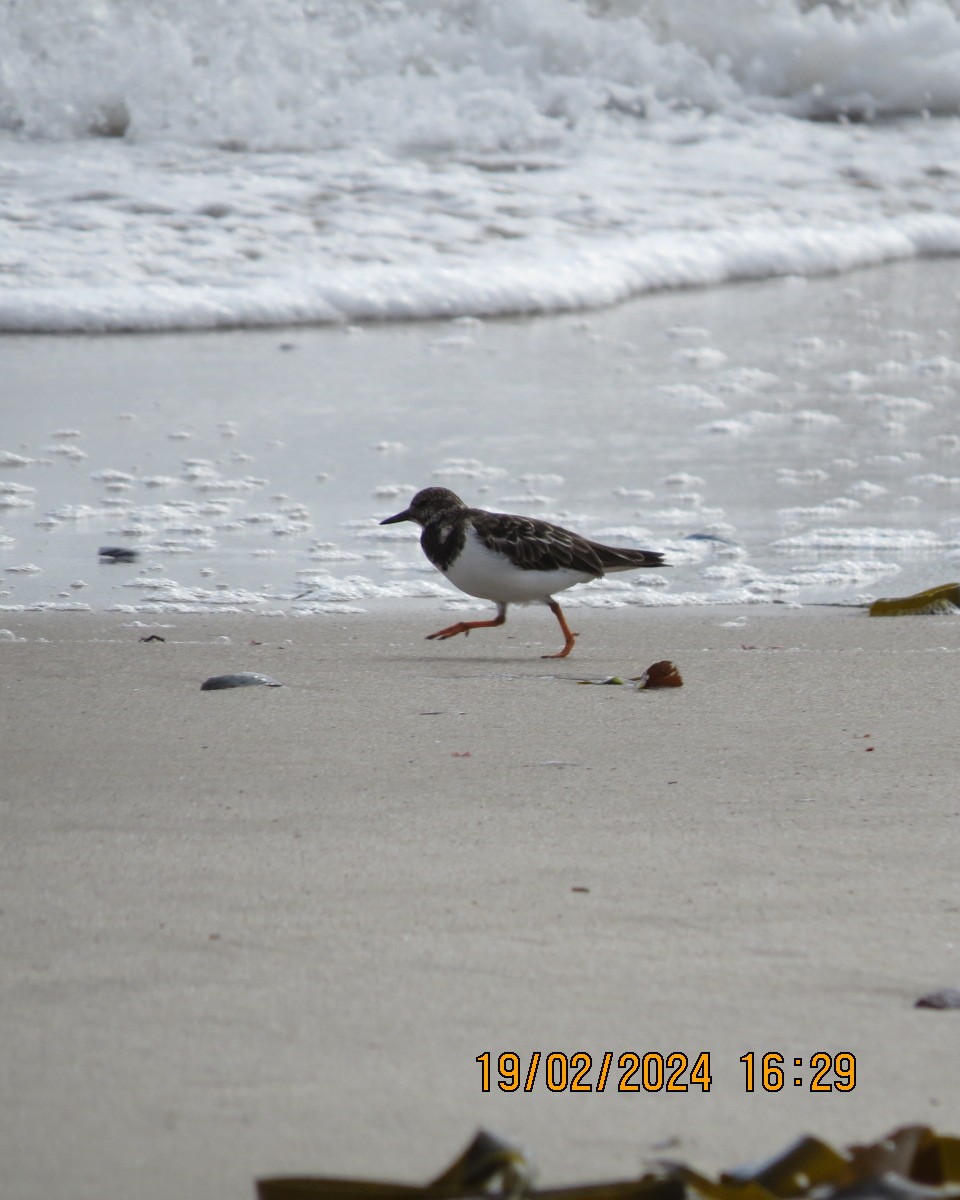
[470,511,606,576]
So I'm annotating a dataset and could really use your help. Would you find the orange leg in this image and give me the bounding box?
[542,599,578,659]
[427,604,506,642]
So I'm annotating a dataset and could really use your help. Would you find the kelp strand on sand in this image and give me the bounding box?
[257,1125,960,1200]
[869,582,960,617]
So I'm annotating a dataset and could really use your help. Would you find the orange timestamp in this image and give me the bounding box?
[740,1051,856,1092]
[477,1051,712,1093]
[476,1051,857,1093]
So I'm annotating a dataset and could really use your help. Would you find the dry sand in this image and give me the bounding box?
[3,603,960,1200]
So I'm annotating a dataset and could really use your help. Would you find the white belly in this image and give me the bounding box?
[442,526,594,604]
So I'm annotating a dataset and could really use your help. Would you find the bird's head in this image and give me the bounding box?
[380,487,467,527]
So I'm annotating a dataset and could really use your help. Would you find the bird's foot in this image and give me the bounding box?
[426,621,473,641]
[541,631,578,659]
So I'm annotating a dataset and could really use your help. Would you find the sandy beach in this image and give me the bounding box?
[4,603,960,1200]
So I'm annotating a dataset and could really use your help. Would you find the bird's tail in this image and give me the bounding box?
[594,544,665,571]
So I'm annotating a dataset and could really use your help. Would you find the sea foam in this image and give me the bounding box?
[2,1,960,331]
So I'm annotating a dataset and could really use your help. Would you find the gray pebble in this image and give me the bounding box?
[99,546,139,563]
[200,672,283,691]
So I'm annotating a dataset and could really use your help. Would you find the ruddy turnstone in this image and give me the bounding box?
[380,486,665,658]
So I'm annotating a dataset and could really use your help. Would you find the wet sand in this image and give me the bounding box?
[3,256,960,611]
[3,604,959,1200]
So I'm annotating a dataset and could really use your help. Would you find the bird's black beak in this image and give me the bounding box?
[380,507,412,525]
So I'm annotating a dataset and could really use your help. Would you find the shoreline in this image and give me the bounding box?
[4,605,960,1198]
[5,243,960,338]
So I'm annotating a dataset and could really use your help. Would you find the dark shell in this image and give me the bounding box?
[915,988,960,1010]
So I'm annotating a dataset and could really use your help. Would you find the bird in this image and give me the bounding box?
[380,486,665,658]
